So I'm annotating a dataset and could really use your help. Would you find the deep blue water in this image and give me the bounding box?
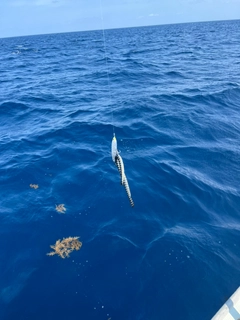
[0,20,240,320]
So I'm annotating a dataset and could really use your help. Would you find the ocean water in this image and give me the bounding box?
[0,19,240,320]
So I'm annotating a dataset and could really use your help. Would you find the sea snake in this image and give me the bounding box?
[111,134,134,207]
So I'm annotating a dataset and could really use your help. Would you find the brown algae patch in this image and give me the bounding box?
[55,204,66,213]
[47,237,82,259]
[30,184,39,189]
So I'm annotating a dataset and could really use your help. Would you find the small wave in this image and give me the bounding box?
[162,159,239,196]
[165,70,186,78]
[0,101,30,116]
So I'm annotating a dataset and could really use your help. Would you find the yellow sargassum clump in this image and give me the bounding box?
[47,237,82,259]
[30,184,39,189]
[55,204,66,213]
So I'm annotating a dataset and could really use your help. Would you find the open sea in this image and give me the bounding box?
[0,19,240,320]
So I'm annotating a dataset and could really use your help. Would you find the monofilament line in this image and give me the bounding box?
[99,0,115,135]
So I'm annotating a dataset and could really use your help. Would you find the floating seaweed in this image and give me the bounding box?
[30,184,39,189]
[55,204,66,213]
[47,237,82,259]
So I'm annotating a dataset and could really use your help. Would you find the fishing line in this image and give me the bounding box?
[99,0,135,207]
[99,0,115,136]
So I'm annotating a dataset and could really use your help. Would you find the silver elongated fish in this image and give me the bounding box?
[115,153,125,185]
[111,134,134,207]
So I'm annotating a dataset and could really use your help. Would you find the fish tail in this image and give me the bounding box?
[123,174,134,207]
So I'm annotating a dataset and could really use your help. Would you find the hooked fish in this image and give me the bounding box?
[111,134,134,207]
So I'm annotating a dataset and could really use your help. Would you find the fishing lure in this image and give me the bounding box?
[111,134,134,207]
